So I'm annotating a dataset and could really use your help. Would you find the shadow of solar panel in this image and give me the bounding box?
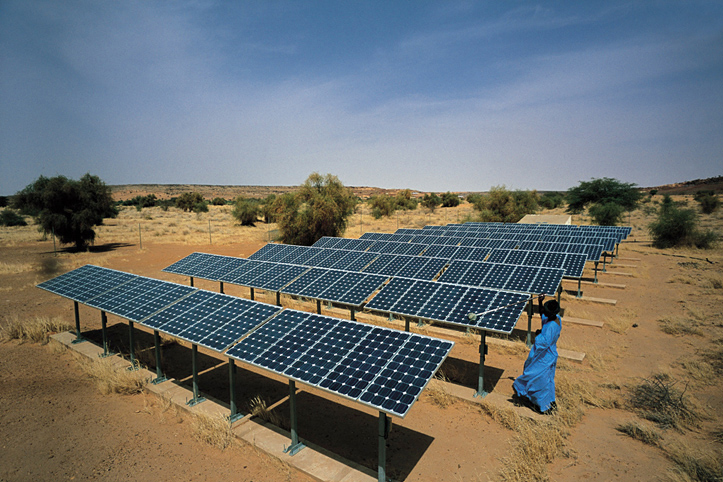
[195,300,281,351]
[417,284,467,321]
[163,252,210,276]
[365,277,416,312]
[358,335,454,417]
[387,280,440,316]
[226,310,310,363]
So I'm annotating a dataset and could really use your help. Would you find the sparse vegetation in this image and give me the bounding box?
[248,395,282,426]
[616,420,661,446]
[440,192,460,208]
[232,197,260,226]
[191,412,235,450]
[77,356,149,395]
[421,192,441,211]
[649,195,717,249]
[0,208,27,226]
[0,316,71,344]
[538,192,565,210]
[627,374,702,430]
[176,192,207,213]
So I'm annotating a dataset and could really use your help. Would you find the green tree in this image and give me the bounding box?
[12,173,117,249]
[260,194,278,223]
[232,197,259,226]
[538,192,565,210]
[588,202,625,226]
[472,186,538,223]
[566,177,642,214]
[421,193,441,211]
[274,173,356,246]
[176,192,206,212]
[211,197,227,206]
[395,189,418,211]
[441,192,460,208]
[649,202,716,249]
[368,195,396,219]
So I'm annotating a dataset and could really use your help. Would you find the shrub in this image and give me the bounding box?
[12,173,117,249]
[649,202,717,249]
[471,186,538,223]
[588,202,625,226]
[538,192,565,210]
[232,197,259,226]
[211,197,227,206]
[466,193,483,205]
[368,195,396,218]
[698,194,720,214]
[627,374,701,430]
[649,189,658,197]
[441,192,460,208]
[192,201,209,213]
[0,208,27,226]
[274,172,356,246]
[395,189,418,211]
[421,193,441,211]
[176,192,205,212]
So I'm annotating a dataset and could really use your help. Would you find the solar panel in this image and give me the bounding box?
[329,251,378,271]
[202,257,250,281]
[248,244,284,261]
[245,263,308,291]
[364,277,416,312]
[226,310,454,418]
[162,252,213,276]
[37,265,138,303]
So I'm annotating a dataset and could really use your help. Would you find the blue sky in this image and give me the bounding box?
[1,1,721,196]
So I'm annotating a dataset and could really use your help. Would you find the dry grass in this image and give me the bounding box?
[424,374,455,409]
[679,359,716,385]
[191,412,235,450]
[0,261,35,274]
[0,316,72,344]
[616,420,662,446]
[605,308,638,335]
[664,440,723,481]
[626,374,703,431]
[701,274,723,290]
[491,336,530,355]
[77,356,149,395]
[658,317,704,336]
[248,395,282,426]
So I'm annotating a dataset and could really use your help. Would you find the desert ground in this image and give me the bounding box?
[1,193,722,481]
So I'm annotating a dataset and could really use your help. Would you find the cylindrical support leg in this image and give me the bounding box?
[276,291,281,307]
[192,344,199,400]
[405,319,410,332]
[316,300,321,314]
[594,262,599,283]
[190,276,194,287]
[250,287,255,300]
[602,254,607,272]
[475,332,488,397]
[229,359,242,422]
[220,281,224,294]
[577,278,582,299]
[152,330,166,384]
[101,311,110,355]
[128,321,136,368]
[74,301,81,340]
[350,307,356,321]
[378,411,390,482]
[557,284,562,304]
[526,300,533,347]
[284,380,305,455]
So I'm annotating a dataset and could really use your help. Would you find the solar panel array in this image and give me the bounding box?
[226,309,453,417]
[486,249,587,278]
[39,265,455,418]
[439,260,564,295]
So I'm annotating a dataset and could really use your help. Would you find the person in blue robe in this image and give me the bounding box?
[512,294,562,413]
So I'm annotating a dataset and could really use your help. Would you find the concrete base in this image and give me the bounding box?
[569,295,618,305]
[601,271,634,277]
[50,332,376,482]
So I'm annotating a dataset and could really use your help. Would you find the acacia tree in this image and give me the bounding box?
[12,173,117,249]
[472,186,538,223]
[232,197,260,226]
[274,173,356,246]
[566,178,641,220]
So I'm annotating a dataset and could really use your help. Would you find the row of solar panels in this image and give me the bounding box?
[302,240,586,277]
[417,223,631,243]
[163,252,535,328]
[37,264,454,418]
[356,232,607,260]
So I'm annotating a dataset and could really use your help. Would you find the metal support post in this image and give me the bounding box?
[557,284,562,304]
[602,253,607,272]
[190,276,194,287]
[577,278,582,298]
[350,307,356,321]
[284,380,305,456]
[100,311,112,357]
[128,321,137,370]
[71,301,84,344]
[316,299,322,314]
[378,411,391,482]
[593,262,599,283]
[404,319,410,332]
[526,299,533,347]
[474,332,488,398]
[250,287,255,300]
[187,344,206,406]
[151,330,167,384]
[229,359,243,423]
[276,291,281,306]
[615,243,620,259]
[219,281,224,294]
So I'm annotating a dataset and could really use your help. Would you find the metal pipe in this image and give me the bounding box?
[474,332,488,398]
[187,343,206,406]
[190,276,194,287]
[284,380,305,455]
[73,301,82,342]
[152,330,166,384]
[250,287,255,300]
[219,281,224,294]
[378,411,390,482]
[128,321,136,369]
[229,359,243,422]
[100,311,111,356]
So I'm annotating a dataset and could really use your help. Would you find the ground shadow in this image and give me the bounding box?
[439,355,504,393]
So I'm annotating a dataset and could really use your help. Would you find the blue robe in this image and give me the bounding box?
[512,314,562,412]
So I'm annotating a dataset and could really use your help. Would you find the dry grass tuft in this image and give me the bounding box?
[701,274,723,290]
[478,400,526,431]
[605,308,638,334]
[627,374,702,431]
[492,336,530,355]
[77,357,149,395]
[0,316,71,344]
[664,441,723,481]
[679,359,716,385]
[0,261,35,274]
[658,317,704,336]
[191,412,235,450]
[248,395,282,426]
[424,374,455,409]
[616,420,662,446]
[667,274,696,285]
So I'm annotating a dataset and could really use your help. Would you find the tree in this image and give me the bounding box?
[274,173,356,246]
[0,208,27,226]
[421,193,441,211]
[260,194,278,223]
[471,186,538,223]
[368,195,396,219]
[538,192,565,210]
[697,193,720,214]
[649,201,716,249]
[395,189,418,211]
[441,192,460,208]
[588,202,625,226]
[566,177,641,214]
[176,192,206,212]
[12,173,117,249]
[232,197,259,226]
[211,197,227,206]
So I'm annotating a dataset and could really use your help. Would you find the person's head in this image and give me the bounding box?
[541,300,560,322]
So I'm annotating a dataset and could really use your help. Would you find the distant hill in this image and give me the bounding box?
[644,175,723,195]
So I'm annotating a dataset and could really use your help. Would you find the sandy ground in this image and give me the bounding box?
[1,199,722,481]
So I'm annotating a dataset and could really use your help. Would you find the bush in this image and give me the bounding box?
[232,197,259,226]
[395,189,418,211]
[471,186,538,223]
[698,194,720,214]
[176,192,205,212]
[441,192,460,208]
[12,173,117,248]
[538,192,565,210]
[421,193,441,211]
[0,196,8,207]
[274,173,356,246]
[192,201,209,213]
[211,197,227,206]
[588,202,625,226]
[466,193,483,205]
[368,195,396,218]
[0,208,27,226]
[649,201,717,249]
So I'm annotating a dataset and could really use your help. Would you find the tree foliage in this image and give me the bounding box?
[441,192,460,208]
[395,189,418,211]
[471,186,538,223]
[538,192,565,210]
[12,173,117,248]
[421,193,441,211]
[697,193,720,214]
[232,197,259,226]
[368,195,396,219]
[175,192,207,212]
[566,177,642,214]
[260,194,278,223]
[649,197,716,249]
[273,173,356,246]
[588,202,625,226]
[0,208,27,226]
